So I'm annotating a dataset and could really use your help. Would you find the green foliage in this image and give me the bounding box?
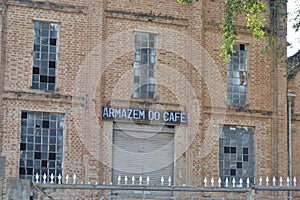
[178,0,267,62]
[293,11,300,31]
[178,0,300,61]
[220,0,266,61]
[177,0,193,5]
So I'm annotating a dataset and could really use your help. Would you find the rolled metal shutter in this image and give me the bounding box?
[112,122,174,186]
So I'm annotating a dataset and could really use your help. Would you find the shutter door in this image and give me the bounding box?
[112,123,174,197]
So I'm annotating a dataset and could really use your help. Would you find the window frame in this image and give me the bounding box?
[219,125,255,187]
[19,111,64,183]
[227,44,248,106]
[133,32,157,99]
[32,21,59,92]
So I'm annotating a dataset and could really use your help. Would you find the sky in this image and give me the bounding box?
[287,0,300,57]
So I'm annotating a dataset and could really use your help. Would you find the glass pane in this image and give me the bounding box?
[232,71,239,78]
[149,41,155,48]
[140,34,148,41]
[149,34,155,41]
[49,69,56,76]
[232,78,240,85]
[49,54,56,61]
[135,55,141,62]
[48,84,56,91]
[33,52,40,59]
[34,37,40,45]
[41,45,48,52]
[41,23,49,29]
[41,53,48,60]
[50,31,57,38]
[32,83,39,89]
[41,38,48,45]
[50,46,57,53]
[40,68,48,75]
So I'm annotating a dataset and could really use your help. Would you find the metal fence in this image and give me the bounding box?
[29,174,300,199]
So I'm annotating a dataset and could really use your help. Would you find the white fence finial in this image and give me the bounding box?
[58,174,62,184]
[232,178,236,187]
[146,176,150,186]
[117,175,121,185]
[168,176,172,186]
[273,176,276,186]
[225,177,229,187]
[246,178,250,188]
[161,176,164,186]
[35,173,39,183]
[66,174,69,184]
[43,173,47,184]
[259,177,262,186]
[204,177,207,187]
[73,174,77,184]
[211,177,214,187]
[124,176,128,185]
[139,176,143,185]
[50,173,54,184]
[238,178,243,187]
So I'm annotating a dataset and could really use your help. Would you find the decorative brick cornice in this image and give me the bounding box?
[5,0,88,14]
[105,9,188,26]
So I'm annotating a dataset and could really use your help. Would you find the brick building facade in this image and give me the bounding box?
[0,0,289,199]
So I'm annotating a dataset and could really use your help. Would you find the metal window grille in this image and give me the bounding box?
[227,44,248,106]
[19,111,64,183]
[32,22,58,91]
[133,33,157,99]
[219,125,255,187]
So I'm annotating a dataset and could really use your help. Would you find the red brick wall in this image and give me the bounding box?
[0,1,288,198]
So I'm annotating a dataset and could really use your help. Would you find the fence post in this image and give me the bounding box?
[6,179,31,200]
[247,189,255,200]
[0,157,5,200]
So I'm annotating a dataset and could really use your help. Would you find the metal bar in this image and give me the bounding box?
[34,184,250,193]
[35,184,300,192]
[254,186,300,191]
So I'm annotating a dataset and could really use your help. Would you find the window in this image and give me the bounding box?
[19,111,64,182]
[133,33,157,99]
[219,125,255,187]
[227,44,248,106]
[32,22,58,91]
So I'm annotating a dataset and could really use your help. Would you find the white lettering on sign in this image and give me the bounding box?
[163,112,187,123]
[102,107,187,124]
